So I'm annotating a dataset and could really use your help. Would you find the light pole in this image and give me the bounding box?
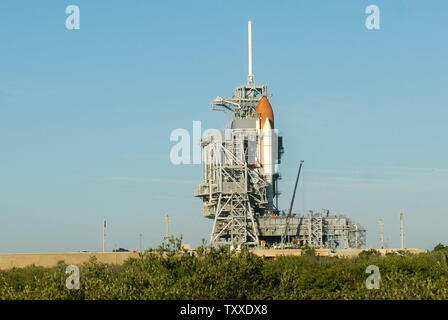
[165,214,171,248]
[102,220,106,252]
[379,219,384,249]
[400,212,405,249]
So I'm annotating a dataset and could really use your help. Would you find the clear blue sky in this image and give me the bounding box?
[0,0,447,252]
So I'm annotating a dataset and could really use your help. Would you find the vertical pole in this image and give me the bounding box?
[379,219,384,249]
[102,220,106,253]
[275,179,279,209]
[139,233,143,252]
[400,212,404,249]
[344,229,349,249]
[247,20,254,85]
[165,214,171,248]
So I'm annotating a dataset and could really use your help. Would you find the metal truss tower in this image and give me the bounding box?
[257,209,367,249]
[195,20,366,249]
[195,83,275,247]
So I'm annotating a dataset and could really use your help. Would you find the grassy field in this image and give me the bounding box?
[1,239,448,300]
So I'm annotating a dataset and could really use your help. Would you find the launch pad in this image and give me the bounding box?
[257,210,366,249]
[195,20,366,249]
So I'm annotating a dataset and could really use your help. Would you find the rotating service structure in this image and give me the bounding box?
[195,20,366,249]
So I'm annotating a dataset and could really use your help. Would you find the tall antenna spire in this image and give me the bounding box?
[247,19,254,85]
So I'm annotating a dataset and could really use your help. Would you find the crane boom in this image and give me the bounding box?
[288,160,304,217]
[281,160,304,248]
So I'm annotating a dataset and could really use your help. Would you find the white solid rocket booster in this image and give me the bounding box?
[262,118,274,178]
[263,118,274,212]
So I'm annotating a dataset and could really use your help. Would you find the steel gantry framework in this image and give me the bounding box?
[194,83,367,249]
[195,83,273,248]
[257,210,367,249]
[194,20,366,249]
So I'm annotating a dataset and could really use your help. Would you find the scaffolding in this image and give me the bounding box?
[257,210,367,249]
[195,98,270,247]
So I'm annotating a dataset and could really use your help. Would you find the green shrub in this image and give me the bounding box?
[1,242,448,300]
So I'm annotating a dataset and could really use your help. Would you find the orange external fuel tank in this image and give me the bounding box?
[255,96,274,129]
[255,96,275,180]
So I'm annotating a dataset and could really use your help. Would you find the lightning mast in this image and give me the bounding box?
[248,20,254,86]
